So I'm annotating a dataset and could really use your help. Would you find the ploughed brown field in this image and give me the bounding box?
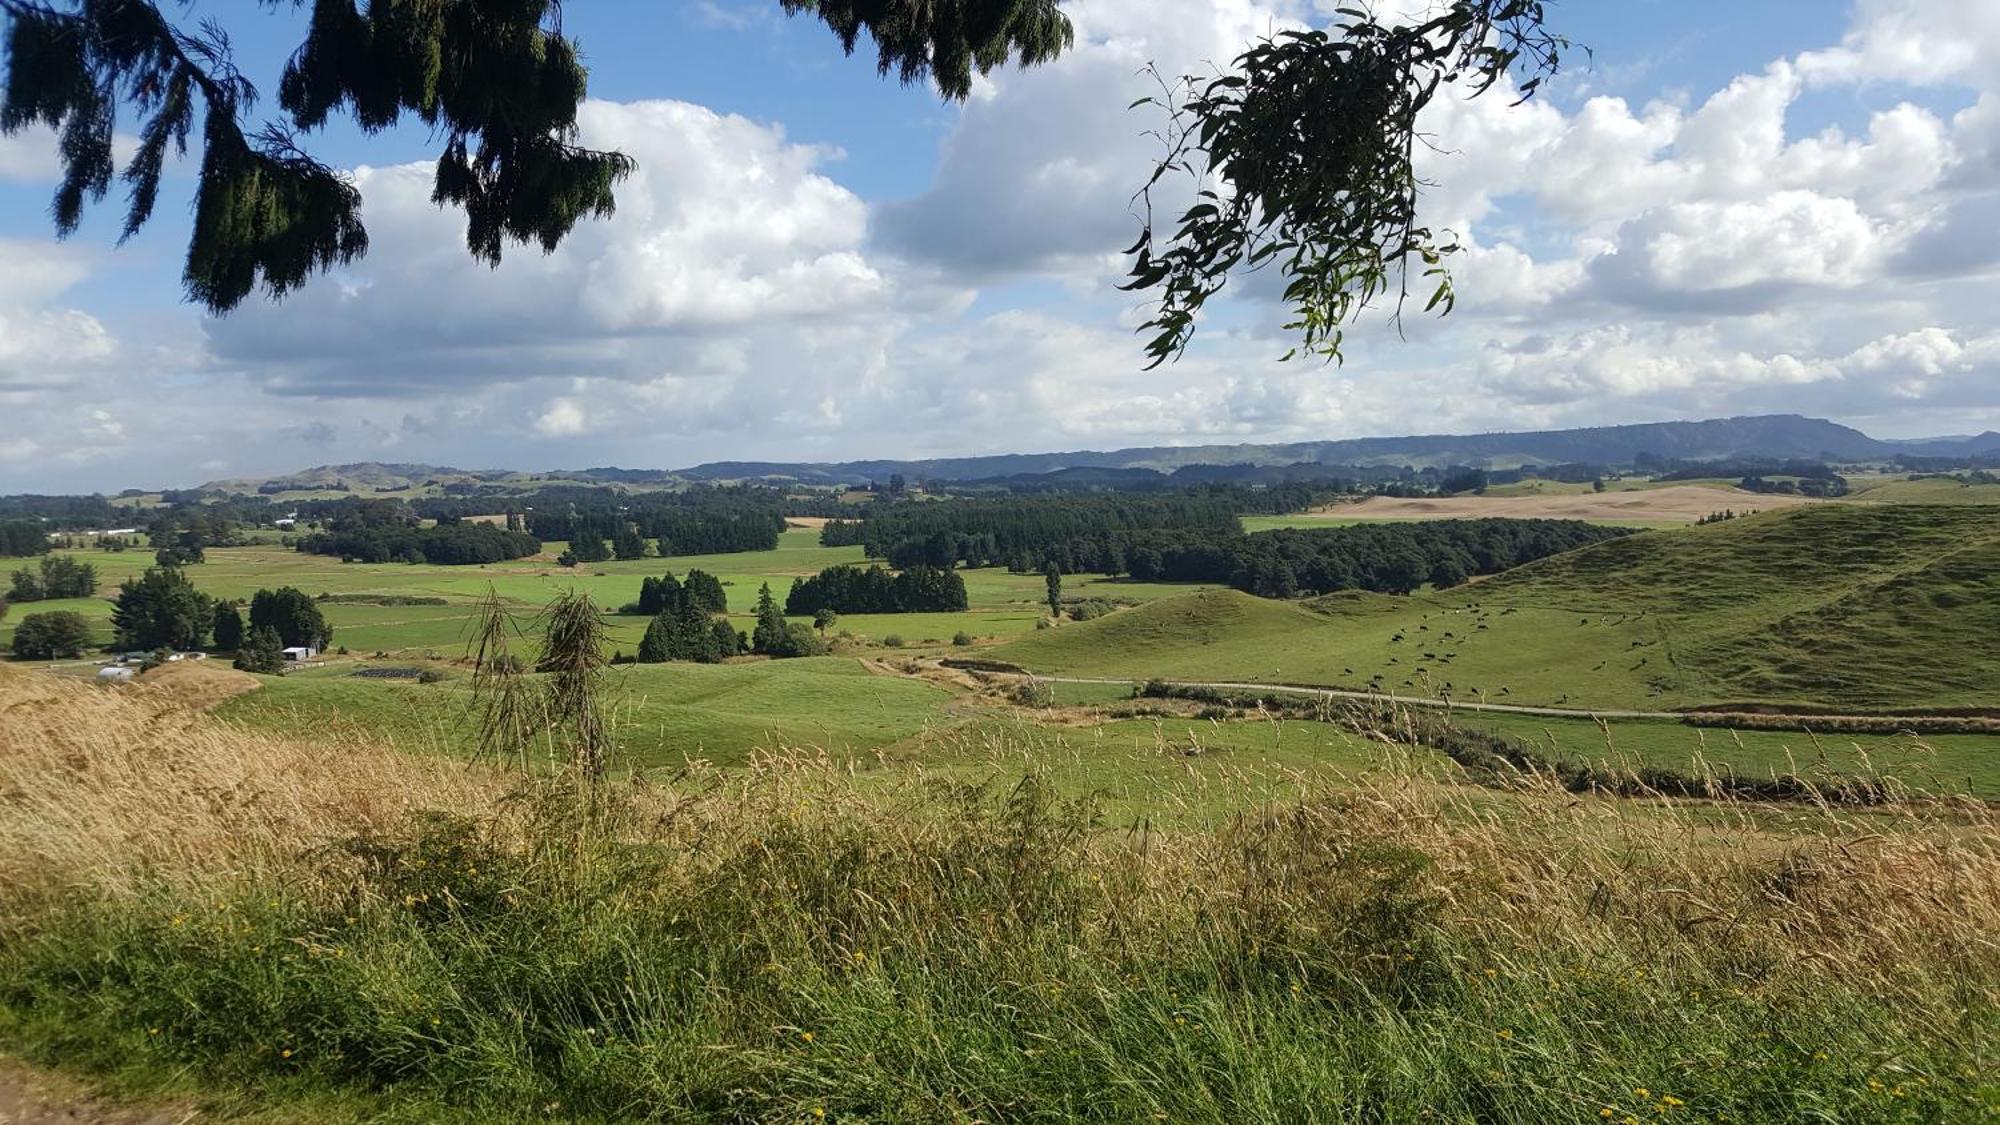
[1316,484,1821,524]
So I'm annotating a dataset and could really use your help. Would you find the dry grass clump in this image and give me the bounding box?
[0,666,496,898]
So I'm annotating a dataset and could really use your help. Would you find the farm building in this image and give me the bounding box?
[281,646,319,663]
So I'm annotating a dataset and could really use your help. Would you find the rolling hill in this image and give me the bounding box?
[674,414,1927,484]
[994,504,2000,713]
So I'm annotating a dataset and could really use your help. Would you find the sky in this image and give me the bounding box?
[3,0,2000,492]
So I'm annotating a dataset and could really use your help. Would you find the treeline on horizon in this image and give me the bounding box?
[820,494,1629,597]
[1075,520,1637,597]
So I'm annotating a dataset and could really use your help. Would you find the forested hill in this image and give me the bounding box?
[674,415,1942,485]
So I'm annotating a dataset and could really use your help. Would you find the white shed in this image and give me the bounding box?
[97,666,135,684]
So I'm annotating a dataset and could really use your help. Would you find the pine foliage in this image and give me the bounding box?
[1123,2,1565,365]
[778,0,1072,101]
[0,1,1070,312]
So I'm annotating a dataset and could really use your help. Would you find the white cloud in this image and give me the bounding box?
[534,398,588,438]
[203,99,912,394]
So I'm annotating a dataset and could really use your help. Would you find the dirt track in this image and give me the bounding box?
[1318,485,1820,524]
[0,1059,197,1124]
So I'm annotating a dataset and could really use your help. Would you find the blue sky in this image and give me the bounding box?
[4,0,2000,491]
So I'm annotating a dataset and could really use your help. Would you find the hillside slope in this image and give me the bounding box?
[996,506,2000,712]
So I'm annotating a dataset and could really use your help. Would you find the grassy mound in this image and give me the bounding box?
[133,660,264,711]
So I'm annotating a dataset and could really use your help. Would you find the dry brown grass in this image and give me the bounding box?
[3,659,1995,1007]
[1320,484,1821,523]
[132,660,264,711]
[0,666,497,897]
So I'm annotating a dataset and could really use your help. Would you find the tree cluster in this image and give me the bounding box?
[1738,475,1849,498]
[297,522,541,565]
[111,566,213,651]
[637,602,742,666]
[783,565,969,616]
[233,626,286,674]
[634,571,728,617]
[10,610,93,659]
[525,489,789,558]
[248,587,333,650]
[0,495,124,530]
[0,520,49,557]
[753,583,822,659]
[8,555,98,602]
[825,494,1242,570]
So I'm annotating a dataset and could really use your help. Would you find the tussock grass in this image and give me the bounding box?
[0,667,1995,1122]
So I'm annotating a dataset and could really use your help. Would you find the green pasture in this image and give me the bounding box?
[221,657,959,770]
[1846,474,2000,504]
[997,505,2000,713]
[1,528,1219,656]
[212,652,2000,813]
[1456,712,2000,799]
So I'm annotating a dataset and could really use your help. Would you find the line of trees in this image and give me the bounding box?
[8,556,98,602]
[822,494,1242,570]
[296,522,541,565]
[783,565,969,616]
[1010,519,1634,598]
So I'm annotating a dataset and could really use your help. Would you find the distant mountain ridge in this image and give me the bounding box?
[201,414,1994,494]
[670,415,1937,485]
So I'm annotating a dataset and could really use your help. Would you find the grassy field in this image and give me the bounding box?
[996,505,2000,713]
[0,528,1220,656]
[14,504,2000,726]
[223,658,960,770]
[1455,712,2000,798]
[2,664,1994,1123]
[201,651,2000,802]
[1845,474,2000,504]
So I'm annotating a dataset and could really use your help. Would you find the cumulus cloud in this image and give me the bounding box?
[203,99,913,395]
[534,398,589,438]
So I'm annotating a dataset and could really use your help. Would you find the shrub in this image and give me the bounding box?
[1009,676,1054,708]
[416,668,447,684]
[952,631,974,647]
[1067,597,1116,622]
[882,634,905,649]
[9,611,93,659]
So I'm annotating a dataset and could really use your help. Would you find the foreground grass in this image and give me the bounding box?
[2,668,1996,1122]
